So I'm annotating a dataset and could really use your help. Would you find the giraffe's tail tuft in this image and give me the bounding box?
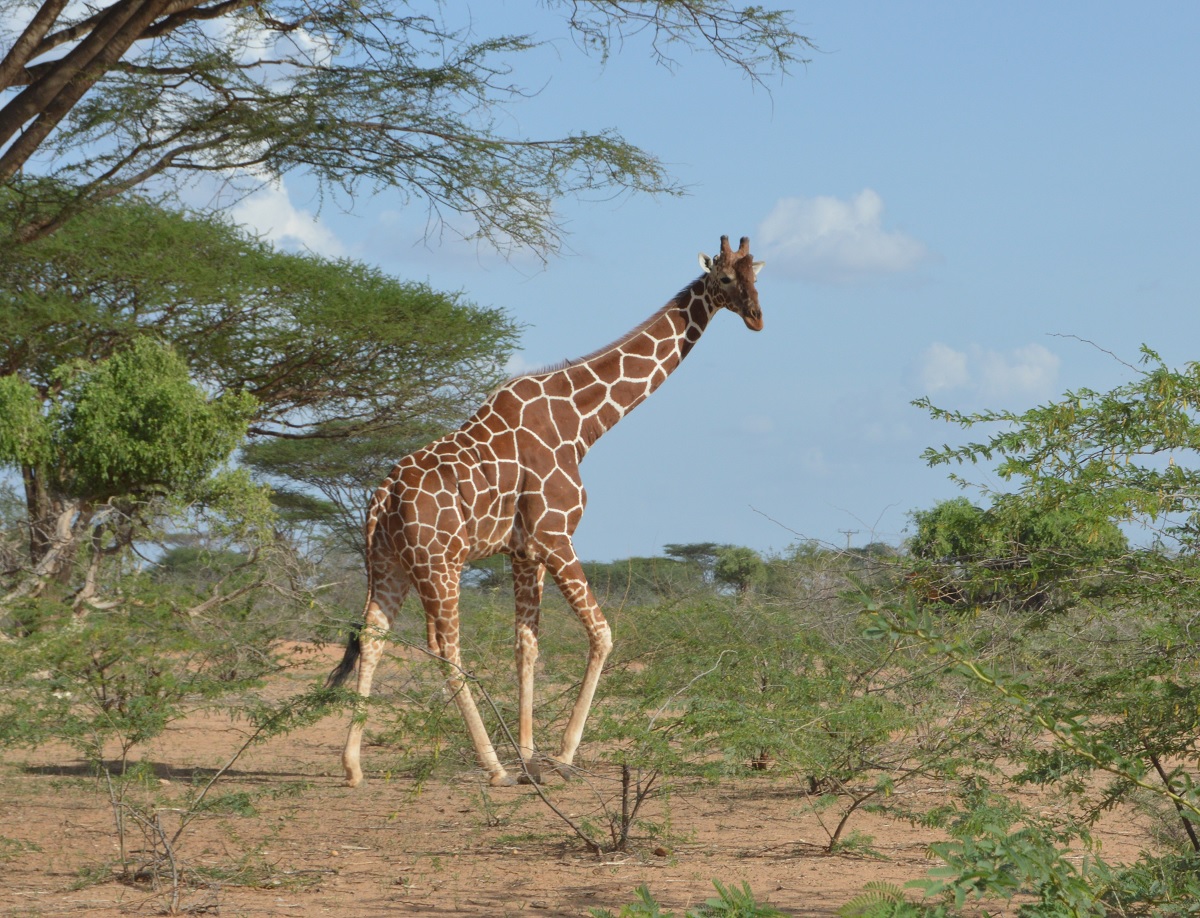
[326,627,361,688]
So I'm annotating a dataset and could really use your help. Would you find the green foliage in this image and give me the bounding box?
[192,791,258,817]
[591,880,785,918]
[907,495,1128,611]
[0,191,518,449]
[922,823,1104,917]
[0,586,345,910]
[0,597,275,765]
[1102,853,1200,916]
[53,337,256,500]
[583,572,974,854]
[190,467,279,544]
[839,882,947,918]
[0,373,51,466]
[582,555,706,603]
[0,189,516,554]
[0,191,516,611]
[713,546,766,595]
[693,881,787,917]
[907,498,987,562]
[910,779,1106,917]
[0,835,42,864]
[865,593,1200,913]
[864,346,1200,914]
[917,346,1200,552]
[580,544,768,600]
[663,542,726,576]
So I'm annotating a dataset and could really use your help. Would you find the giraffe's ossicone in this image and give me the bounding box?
[329,235,766,787]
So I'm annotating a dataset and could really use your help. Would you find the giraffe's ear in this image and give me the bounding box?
[752,260,765,277]
[699,253,715,273]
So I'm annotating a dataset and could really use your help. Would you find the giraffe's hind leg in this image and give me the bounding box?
[416,563,516,787]
[337,578,408,788]
[512,557,546,784]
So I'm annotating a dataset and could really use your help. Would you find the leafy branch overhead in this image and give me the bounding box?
[0,193,520,445]
[0,193,518,607]
[916,346,1200,549]
[0,0,813,247]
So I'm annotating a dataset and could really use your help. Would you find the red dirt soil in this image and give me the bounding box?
[0,643,1149,917]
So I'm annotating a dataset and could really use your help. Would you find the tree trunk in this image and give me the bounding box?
[2,477,85,618]
[21,465,82,580]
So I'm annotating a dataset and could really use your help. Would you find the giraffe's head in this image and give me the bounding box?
[698,235,765,331]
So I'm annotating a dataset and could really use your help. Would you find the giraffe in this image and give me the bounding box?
[328,235,765,787]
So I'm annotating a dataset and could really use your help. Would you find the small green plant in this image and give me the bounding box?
[0,835,41,864]
[0,605,345,914]
[695,880,787,917]
[591,880,786,918]
[591,884,672,918]
[916,807,1106,916]
[192,790,258,817]
[839,882,947,918]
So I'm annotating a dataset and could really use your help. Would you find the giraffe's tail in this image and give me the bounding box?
[326,626,361,688]
[328,485,385,689]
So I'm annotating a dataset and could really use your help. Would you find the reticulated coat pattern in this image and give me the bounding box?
[333,235,765,787]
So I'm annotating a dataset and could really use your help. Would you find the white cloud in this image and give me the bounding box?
[503,353,546,378]
[207,16,333,70]
[916,342,1061,402]
[738,414,774,435]
[796,446,831,476]
[230,178,345,257]
[917,342,971,393]
[978,344,1062,399]
[757,189,929,283]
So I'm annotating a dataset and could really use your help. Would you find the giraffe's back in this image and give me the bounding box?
[368,369,597,573]
[367,426,523,569]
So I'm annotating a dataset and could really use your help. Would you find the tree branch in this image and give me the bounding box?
[0,0,70,93]
[0,0,176,182]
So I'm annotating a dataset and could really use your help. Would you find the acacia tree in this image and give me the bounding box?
[919,349,1200,541]
[713,545,765,596]
[663,541,725,582]
[0,192,518,608]
[0,336,262,612]
[906,495,1128,611]
[0,0,809,247]
[875,345,1200,909]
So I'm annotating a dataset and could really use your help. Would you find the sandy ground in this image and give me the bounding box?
[0,643,1149,917]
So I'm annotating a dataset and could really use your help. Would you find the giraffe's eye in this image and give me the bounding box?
[720,275,734,285]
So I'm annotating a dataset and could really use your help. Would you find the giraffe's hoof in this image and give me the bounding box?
[547,758,577,780]
[517,763,543,785]
[488,772,519,787]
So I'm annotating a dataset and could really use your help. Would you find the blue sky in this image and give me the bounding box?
[220,3,1200,561]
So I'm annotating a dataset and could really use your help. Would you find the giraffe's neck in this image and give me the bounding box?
[555,280,716,456]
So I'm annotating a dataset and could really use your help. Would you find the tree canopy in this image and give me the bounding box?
[906,495,1128,611]
[0,191,518,610]
[0,189,518,443]
[918,346,1200,552]
[0,0,811,247]
[0,335,263,612]
[908,347,1200,610]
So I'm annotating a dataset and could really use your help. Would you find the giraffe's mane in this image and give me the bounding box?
[506,283,695,382]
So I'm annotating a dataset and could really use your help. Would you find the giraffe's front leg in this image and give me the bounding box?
[544,550,613,778]
[512,557,546,784]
